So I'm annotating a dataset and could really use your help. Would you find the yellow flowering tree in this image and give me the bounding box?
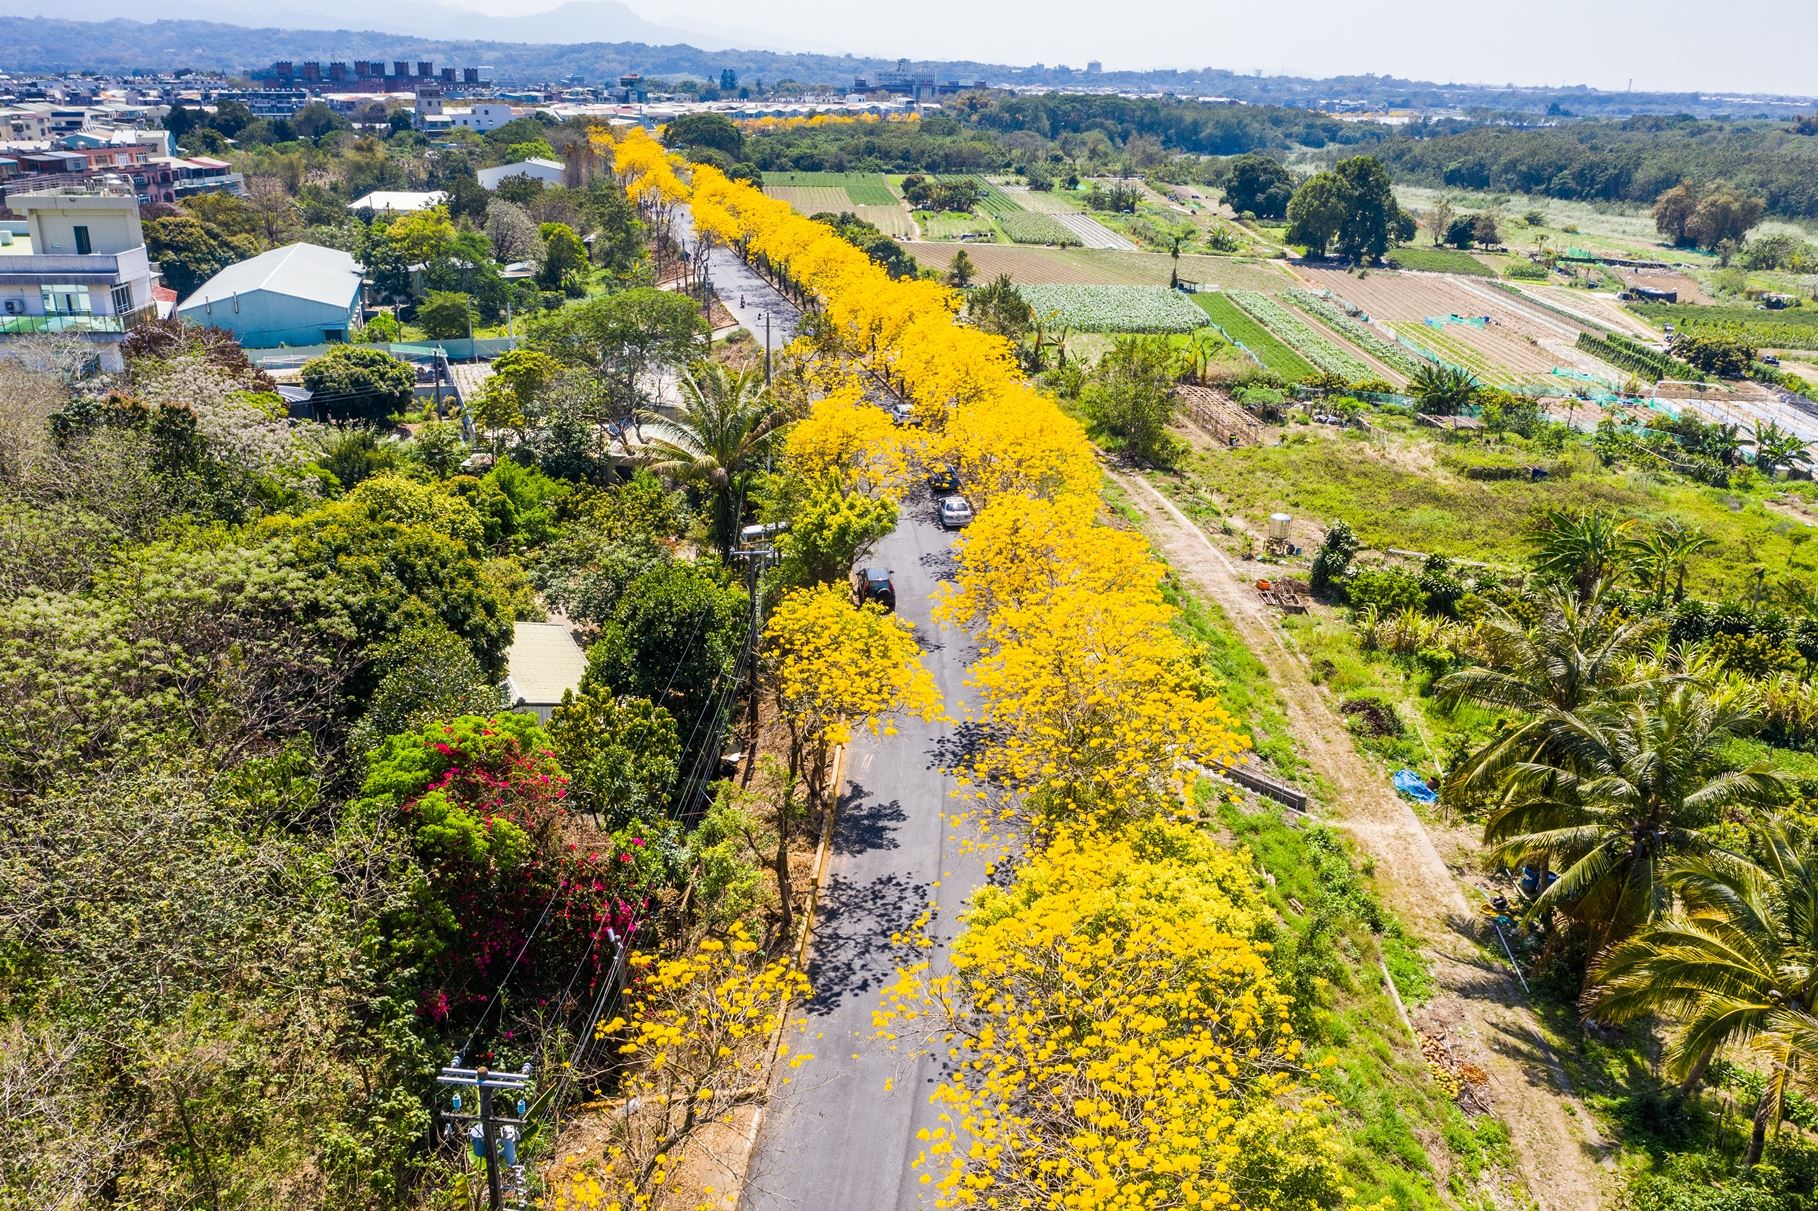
[553,924,810,1211]
[877,821,1351,1211]
[762,583,942,935]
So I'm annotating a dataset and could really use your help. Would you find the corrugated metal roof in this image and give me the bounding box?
[346,189,449,213]
[175,243,361,313]
[502,621,589,709]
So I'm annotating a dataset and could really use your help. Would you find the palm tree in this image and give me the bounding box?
[639,362,796,558]
[1751,420,1813,478]
[1585,819,1818,1166]
[1438,583,1668,790]
[1408,363,1479,416]
[1529,508,1634,602]
[1628,520,1714,605]
[1483,683,1785,948]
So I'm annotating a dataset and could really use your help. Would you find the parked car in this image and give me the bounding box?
[890,402,917,426]
[927,465,960,494]
[853,565,896,612]
[1763,353,1782,366]
[938,495,974,530]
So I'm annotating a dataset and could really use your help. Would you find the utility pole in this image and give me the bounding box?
[437,1062,531,1211]
[763,311,772,385]
[732,523,785,753]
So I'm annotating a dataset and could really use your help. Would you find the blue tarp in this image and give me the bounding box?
[1393,769,1438,804]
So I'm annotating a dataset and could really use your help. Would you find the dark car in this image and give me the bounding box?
[927,465,960,495]
[854,566,896,612]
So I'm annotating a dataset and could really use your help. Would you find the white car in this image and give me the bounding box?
[938,495,974,529]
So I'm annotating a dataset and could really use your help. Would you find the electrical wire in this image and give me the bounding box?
[456,885,562,1064]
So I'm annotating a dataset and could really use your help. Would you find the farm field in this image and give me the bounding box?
[1384,245,1498,276]
[1512,284,1661,339]
[906,242,1291,289]
[1227,291,1377,380]
[1634,302,1818,350]
[1017,285,1209,333]
[764,185,853,215]
[1191,292,1317,379]
[916,211,997,241]
[996,212,1081,246]
[1000,184,1082,214]
[1295,266,1617,390]
[1046,210,1137,251]
[763,171,899,206]
[850,204,917,239]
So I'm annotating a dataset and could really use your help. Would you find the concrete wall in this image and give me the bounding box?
[22,193,142,256]
[178,286,361,348]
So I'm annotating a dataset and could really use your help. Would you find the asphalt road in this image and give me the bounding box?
[739,495,989,1211]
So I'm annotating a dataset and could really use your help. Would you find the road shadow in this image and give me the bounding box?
[830,781,904,856]
[804,867,929,1013]
[930,720,998,777]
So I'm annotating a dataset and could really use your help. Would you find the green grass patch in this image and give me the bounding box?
[1192,292,1317,379]
[1184,429,1818,600]
[1385,246,1498,276]
[915,210,997,241]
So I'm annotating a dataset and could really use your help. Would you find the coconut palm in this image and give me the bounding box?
[1483,683,1786,948]
[1585,819,1818,1166]
[1628,520,1714,605]
[638,362,797,558]
[1438,583,1669,791]
[1408,362,1478,415]
[1529,507,1634,602]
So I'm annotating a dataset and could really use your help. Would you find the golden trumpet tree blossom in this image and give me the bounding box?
[783,384,912,498]
[553,924,810,1211]
[876,821,1358,1211]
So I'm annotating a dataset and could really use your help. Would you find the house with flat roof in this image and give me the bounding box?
[175,243,363,347]
[0,183,158,371]
[500,621,589,722]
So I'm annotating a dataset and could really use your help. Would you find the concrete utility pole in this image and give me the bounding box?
[436,1063,531,1211]
[764,311,772,385]
[732,523,786,746]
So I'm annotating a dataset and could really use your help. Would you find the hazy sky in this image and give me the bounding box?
[460,0,1818,96]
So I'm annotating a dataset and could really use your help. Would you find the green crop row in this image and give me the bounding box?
[1285,290,1431,378]
[1228,291,1372,379]
[1632,303,1818,352]
[1577,331,1704,383]
[1191,293,1317,380]
[1020,285,1210,333]
[996,212,1082,247]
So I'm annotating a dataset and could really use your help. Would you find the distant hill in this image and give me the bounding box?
[4,16,1814,119]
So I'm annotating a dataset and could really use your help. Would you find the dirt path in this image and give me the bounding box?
[1117,470,1614,1211]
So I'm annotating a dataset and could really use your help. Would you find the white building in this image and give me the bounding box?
[0,183,158,371]
[346,190,449,214]
[477,157,564,190]
[447,102,523,133]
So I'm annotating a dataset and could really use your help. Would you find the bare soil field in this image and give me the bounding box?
[1295,267,1616,388]
[849,203,917,239]
[1514,284,1661,339]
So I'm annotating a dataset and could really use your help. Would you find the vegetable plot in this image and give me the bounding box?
[1191,293,1317,379]
[1228,291,1373,380]
[1019,285,1211,333]
[1285,289,1431,378]
[997,213,1083,247]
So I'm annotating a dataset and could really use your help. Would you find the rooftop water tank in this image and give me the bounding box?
[1268,513,1292,540]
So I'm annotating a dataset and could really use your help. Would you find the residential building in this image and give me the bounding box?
[499,621,588,722]
[477,157,565,190]
[346,189,449,214]
[175,242,363,348]
[446,101,522,133]
[0,183,158,371]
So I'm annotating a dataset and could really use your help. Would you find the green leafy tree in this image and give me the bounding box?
[416,289,478,340]
[1224,153,1295,219]
[1082,334,1183,466]
[548,687,681,828]
[529,287,706,417]
[967,273,1035,344]
[300,345,416,425]
[1628,520,1714,604]
[584,560,746,738]
[774,474,899,588]
[947,248,976,288]
[1751,419,1812,476]
[1408,362,1479,416]
[663,112,746,159]
[1585,818,1818,1165]
[537,221,589,291]
[1285,171,1345,258]
[143,213,258,297]
[1529,507,1634,601]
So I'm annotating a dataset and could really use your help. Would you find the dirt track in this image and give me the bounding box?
[1116,469,1615,1211]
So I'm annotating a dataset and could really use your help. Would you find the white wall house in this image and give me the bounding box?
[447,102,522,133]
[0,184,157,372]
[477,158,565,190]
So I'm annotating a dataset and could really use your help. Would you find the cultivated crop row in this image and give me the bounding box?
[1285,289,1431,377]
[1576,332,1704,383]
[1633,304,1818,351]
[1020,285,1211,333]
[997,212,1083,246]
[958,176,1026,218]
[1191,293,1316,379]
[1227,291,1373,379]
